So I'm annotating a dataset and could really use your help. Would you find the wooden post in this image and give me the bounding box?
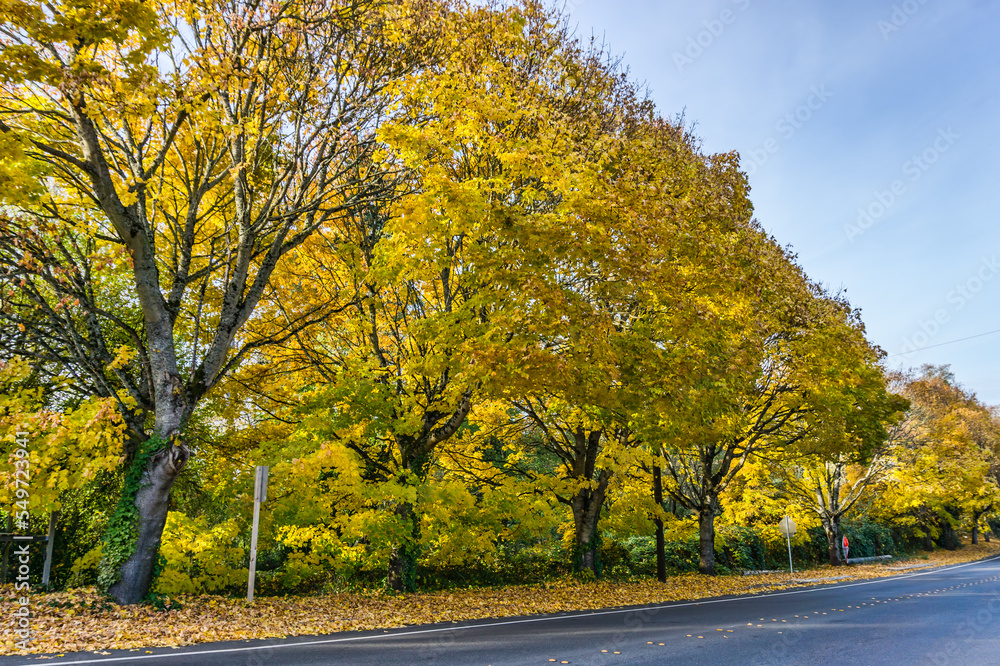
[0,513,11,584]
[247,466,268,603]
[42,511,58,586]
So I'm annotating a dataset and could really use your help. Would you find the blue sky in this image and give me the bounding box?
[564,0,1000,404]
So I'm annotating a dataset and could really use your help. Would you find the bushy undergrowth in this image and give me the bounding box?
[62,518,920,597]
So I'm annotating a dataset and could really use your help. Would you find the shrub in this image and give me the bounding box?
[153,512,246,596]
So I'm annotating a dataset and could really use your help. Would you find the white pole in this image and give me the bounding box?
[247,466,263,603]
[785,516,794,574]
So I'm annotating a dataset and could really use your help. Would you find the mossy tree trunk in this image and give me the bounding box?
[387,502,419,593]
[106,441,189,604]
[570,465,610,576]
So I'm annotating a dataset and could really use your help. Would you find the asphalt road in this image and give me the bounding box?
[7,556,1000,666]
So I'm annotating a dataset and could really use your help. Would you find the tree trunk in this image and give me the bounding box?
[972,510,983,545]
[573,508,601,575]
[940,522,959,550]
[822,516,842,566]
[107,443,189,604]
[578,533,598,573]
[653,465,666,583]
[697,502,716,575]
[940,508,960,550]
[387,545,418,592]
[388,502,419,592]
[571,471,609,576]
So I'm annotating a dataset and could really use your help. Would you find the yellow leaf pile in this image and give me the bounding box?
[4,540,998,656]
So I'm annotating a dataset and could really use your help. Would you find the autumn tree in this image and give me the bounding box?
[877,366,1000,550]
[655,276,888,575]
[773,367,908,565]
[0,0,438,603]
[484,106,775,576]
[225,0,662,588]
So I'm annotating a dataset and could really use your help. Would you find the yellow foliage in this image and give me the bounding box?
[154,512,246,596]
[0,358,124,512]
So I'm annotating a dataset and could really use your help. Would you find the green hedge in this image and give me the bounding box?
[611,526,770,576]
[606,520,899,577]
